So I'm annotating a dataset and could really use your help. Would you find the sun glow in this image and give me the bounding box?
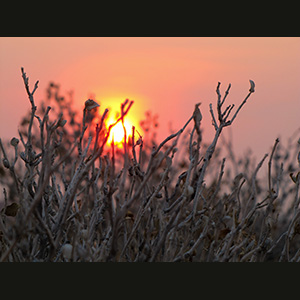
[106,117,134,147]
[96,95,145,149]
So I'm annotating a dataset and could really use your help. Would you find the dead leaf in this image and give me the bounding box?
[4,202,20,217]
[249,79,255,93]
[84,99,100,111]
[193,103,202,135]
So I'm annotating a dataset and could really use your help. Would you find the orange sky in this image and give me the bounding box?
[0,37,299,159]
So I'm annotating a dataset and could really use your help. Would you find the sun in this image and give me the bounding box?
[106,117,134,147]
[96,95,144,149]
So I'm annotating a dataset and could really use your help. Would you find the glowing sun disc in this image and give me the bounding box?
[107,119,133,146]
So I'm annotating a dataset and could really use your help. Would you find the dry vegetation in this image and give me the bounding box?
[0,68,299,262]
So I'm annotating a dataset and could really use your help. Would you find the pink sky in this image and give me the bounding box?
[0,37,299,159]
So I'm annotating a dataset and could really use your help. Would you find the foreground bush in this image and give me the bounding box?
[0,68,299,262]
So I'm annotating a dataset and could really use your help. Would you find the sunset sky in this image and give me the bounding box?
[0,37,299,160]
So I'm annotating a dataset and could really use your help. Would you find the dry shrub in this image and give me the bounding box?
[0,69,299,262]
